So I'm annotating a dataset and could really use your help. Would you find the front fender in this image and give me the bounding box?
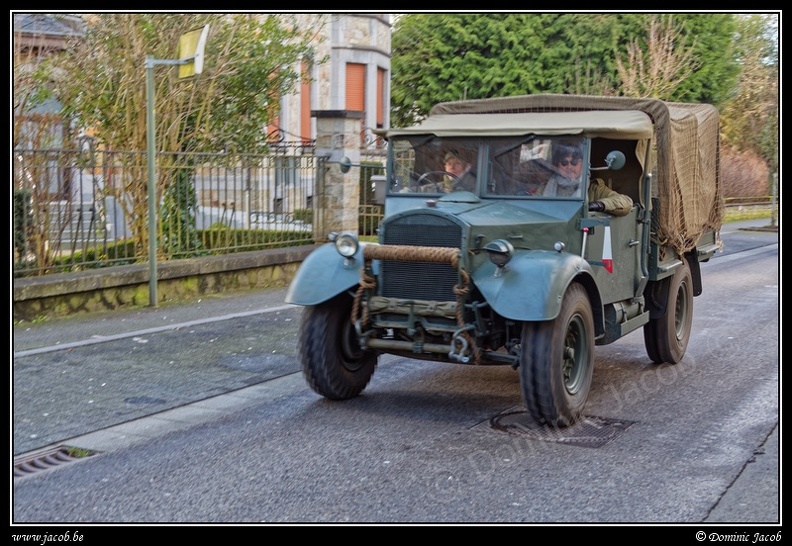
[285,242,368,306]
[471,250,596,321]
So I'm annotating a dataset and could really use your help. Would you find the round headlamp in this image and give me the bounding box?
[335,232,359,258]
[483,239,514,268]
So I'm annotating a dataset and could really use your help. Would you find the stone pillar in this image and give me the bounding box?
[312,110,363,241]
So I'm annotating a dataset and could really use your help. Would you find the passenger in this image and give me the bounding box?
[587,178,634,217]
[544,144,633,216]
[543,143,585,198]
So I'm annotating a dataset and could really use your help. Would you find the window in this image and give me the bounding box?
[376,67,386,128]
[345,63,366,112]
[300,61,312,145]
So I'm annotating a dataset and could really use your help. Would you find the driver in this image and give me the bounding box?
[442,151,476,192]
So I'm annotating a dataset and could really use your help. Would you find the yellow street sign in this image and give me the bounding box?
[178,25,210,79]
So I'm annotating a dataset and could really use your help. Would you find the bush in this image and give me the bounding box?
[13,239,139,278]
[293,208,313,223]
[161,168,204,259]
[720,145,770,198]
[59,240,138,269]
[199,227,313,252]
[13,189,34,259]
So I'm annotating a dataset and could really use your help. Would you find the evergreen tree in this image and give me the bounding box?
[391,13,741,126]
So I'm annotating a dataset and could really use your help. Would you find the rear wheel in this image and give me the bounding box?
[298,291,378,400]
[643,260,693,364]
[519,283,595,428]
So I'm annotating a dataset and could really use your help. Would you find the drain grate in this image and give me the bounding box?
[488,410,635,448]
[14,446,96,479]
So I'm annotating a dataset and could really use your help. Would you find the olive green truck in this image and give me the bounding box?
[286,94,723,428]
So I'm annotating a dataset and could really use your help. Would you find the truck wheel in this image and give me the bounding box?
[298,291,378,400]
[519,283,594,428]
[643,260,693,364]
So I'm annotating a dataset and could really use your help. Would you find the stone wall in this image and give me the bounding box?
[13,245,316,322]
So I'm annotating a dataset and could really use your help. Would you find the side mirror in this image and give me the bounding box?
[590,150,626,172]
[339,156,353,174]
[604,150,626,171]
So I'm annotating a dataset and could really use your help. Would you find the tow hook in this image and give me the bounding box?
[448,335,470,363]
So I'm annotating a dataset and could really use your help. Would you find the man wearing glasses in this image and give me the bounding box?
[544,142,633,216]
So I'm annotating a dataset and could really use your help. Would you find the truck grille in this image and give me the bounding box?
[380,214,462,302]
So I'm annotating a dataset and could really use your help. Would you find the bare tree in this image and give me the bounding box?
[13,15,82,271]
[720,14,778,164]
[39,14,322,257]
[616,15,699,99]
[569,57,619,97]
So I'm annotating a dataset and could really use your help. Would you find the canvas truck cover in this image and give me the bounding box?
[423,94,723,255]
[384,110,654,140]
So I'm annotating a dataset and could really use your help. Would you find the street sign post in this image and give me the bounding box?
[145,25,210,306]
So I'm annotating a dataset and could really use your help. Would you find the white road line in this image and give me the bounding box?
[13,304,300,359]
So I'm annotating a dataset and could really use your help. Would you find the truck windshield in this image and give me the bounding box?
[389,135,588,198]
[389,136,480,194]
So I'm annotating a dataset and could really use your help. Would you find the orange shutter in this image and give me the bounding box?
[376,68,385,127]
[300,62,312,144]
[345,63,365,112]
[267,115,280,143]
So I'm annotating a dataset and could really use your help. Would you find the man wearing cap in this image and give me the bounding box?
[442,151,477,192]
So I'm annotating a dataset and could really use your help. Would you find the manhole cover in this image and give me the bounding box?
[488,410,635,448]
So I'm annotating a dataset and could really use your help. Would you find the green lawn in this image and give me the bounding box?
[723,208,776,223]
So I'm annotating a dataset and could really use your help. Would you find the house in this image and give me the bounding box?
[13,13,85,150]
[274,13,392,151]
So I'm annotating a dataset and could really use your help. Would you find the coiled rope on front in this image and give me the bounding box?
[350,244,481,363]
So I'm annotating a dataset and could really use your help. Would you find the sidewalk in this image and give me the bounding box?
[13,286,302,458]
[13,286,294,353]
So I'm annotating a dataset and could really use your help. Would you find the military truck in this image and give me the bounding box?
[285,94,723,427]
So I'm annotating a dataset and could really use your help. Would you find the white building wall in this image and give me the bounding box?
[277,13,391,145]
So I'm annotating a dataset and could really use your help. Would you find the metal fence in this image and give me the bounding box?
[358,157,386,237]
[13,144,387,278]
[12,145,321,277]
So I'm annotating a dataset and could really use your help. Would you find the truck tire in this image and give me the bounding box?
[519,283,594,428]
[298,291,378,400]
[643,260,693,364]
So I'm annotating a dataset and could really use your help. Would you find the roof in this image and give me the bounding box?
[385,110,655,140]
[13,13,84,38]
